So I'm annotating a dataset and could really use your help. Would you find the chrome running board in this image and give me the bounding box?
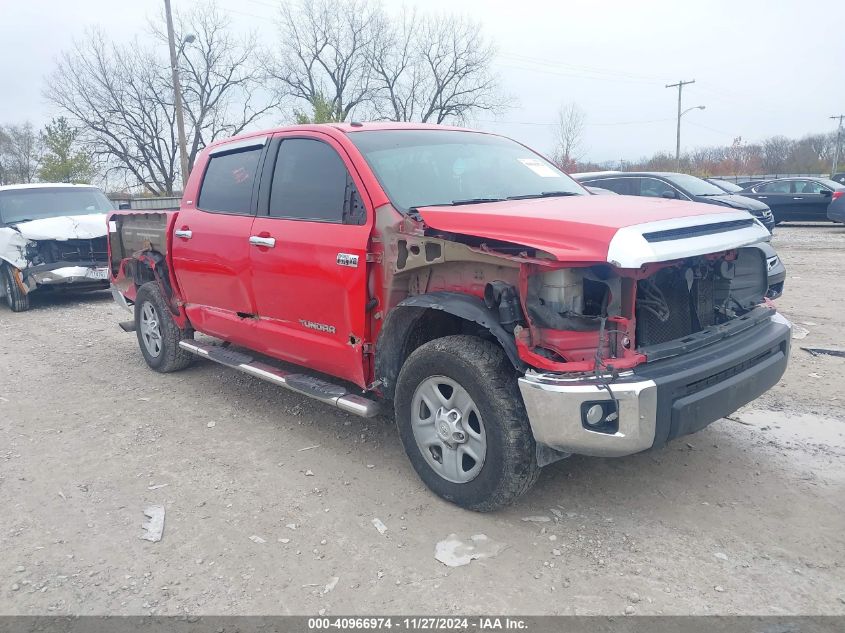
[178,340,382,418]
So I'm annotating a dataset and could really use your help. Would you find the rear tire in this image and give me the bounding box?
[395,335,540,511]
[2,264,30,312]
[134,282,194,373]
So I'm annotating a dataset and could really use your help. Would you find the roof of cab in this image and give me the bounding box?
[0,183,100,192]
[205,121,491,151]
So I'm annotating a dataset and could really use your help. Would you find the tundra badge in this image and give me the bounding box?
[299,319,336,334]
[336,253,359,268]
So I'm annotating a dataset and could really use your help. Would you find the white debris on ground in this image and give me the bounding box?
[249,535,266,544]
[321,576,339,595]
[521,516,551,523]
[371,518,388,535]
[140,505,165,543]
[791,325,809,340]
[434,534,506,567]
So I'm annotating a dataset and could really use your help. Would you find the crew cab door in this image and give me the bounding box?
[248,134,372,387]
[170,138,266,342]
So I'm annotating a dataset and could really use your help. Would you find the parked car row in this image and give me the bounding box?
[575,171,845,225]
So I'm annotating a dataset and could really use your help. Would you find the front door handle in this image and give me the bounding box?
[793,197,804,200]
[174,229,192,239]
[757,196,767,199]
[249,235,276,248]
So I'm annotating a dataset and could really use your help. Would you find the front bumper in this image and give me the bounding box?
[25,264,110,287]
[518,311,791,457]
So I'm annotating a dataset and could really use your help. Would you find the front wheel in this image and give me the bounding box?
[2,264,30,312]
[134,282,194,373]
[395,335,540,511]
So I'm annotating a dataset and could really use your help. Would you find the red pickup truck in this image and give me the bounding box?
[108,123,791,511]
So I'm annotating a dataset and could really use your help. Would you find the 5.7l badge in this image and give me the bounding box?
[336,253,359,268]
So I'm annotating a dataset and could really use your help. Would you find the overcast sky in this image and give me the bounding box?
[2,0,843,162]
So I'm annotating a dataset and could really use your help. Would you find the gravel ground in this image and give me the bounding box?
[1,224,843,616]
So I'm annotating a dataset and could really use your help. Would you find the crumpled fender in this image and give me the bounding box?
[375,291,525,399]
[0,227,29,269]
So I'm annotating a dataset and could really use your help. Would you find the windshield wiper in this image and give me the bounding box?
[506,191,581,200]
[451,197,506,205]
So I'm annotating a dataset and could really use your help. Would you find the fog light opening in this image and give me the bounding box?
[580,400,619,434]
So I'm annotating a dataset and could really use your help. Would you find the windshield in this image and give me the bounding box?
[664,174,727,196]
[349,130,586,211]
[709,179,743,193]
[0,187,114,225]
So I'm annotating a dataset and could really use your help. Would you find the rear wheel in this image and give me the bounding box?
[395,335,540,511]
[134,282,194,373]
[2,264,30,312]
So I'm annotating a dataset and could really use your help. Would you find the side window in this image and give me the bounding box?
[590,178,633,195]
[197,147,263,214]
[639,178,677,198]
[269,138,365,224]
[794,180,826,194]
[758,181,791,193]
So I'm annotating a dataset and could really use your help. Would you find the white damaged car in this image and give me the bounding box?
[0,183,114,312]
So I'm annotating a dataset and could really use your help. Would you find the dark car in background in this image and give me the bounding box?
[571,171,785,298]
[572,171,776,233]
[706,178,744,193]
[738,177,845,223]
[831,173,845,186]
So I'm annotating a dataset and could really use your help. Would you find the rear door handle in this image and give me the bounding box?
[174,229,192,239]
[793,197,804,200]
[249,235,276,248]
[757,196,767,199]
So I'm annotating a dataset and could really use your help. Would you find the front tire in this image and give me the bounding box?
[395,335,540,511]
[134,282,194,373]
[2,264,30,312]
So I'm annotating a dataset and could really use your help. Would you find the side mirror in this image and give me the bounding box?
[118,203,131,210]
[820,189,832,197]
[661,190,678,199]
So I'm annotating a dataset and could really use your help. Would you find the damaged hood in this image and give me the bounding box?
[7,213,109,241]
[0,213,108,269]
[417,195,770,267]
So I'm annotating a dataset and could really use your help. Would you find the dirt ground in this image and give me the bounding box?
[1,224,844,616]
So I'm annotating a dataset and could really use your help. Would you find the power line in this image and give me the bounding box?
[498,63,659,86]
[476,117,674,128]
[497,52,668,84]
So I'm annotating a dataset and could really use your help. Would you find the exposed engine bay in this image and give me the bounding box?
[517,246,769,367]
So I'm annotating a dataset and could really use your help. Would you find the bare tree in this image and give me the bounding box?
[552,103,586,171]
[269,0,380,122]
[152,2,277,173]
[762,136,794,174]
[271,1,505,124]
[370,12,504,124]
[0,123,41,184]
[45,2,274,194]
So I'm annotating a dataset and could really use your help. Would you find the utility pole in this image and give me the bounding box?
[666,79,695,171]
[831,114,844,176]
[164,0,190,193]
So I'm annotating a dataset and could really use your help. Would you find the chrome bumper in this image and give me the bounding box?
[519,312,792,458]
[518,372,658,457]
[28,265,110,286]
